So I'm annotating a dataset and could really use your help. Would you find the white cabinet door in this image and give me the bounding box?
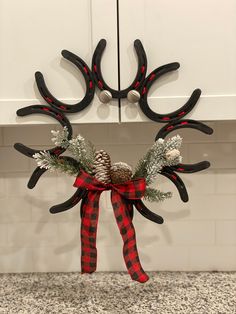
[119,0,236,122]
[0,0,119,125]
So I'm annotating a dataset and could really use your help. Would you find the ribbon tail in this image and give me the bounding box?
[80,191,101,274]
[111,191,149,283]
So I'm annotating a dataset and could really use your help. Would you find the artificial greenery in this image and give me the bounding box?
[33,127,183,203]
[133,136,182,185]
[144,187,172,202]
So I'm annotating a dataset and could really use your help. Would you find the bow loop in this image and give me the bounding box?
[74,170,146,199]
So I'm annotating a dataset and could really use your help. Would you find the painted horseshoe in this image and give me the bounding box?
[156,119,213,173]
[14,105,72,188]
[92,39,147,98]
[36,50,95,113]
[139,63,201,122]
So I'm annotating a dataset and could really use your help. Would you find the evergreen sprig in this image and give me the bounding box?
[133,135,182,185]
[144,187,172,202]
[51,127,96,173]
[33,151,80,176]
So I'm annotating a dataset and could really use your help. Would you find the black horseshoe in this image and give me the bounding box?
[132,199,164,224]
[156,119,213,173]
[160,167,189,202]
[36,50,95,113]
[92,39,147,98]
[139,62,201,122]
[50,188,88,214]
[14,105,72,188]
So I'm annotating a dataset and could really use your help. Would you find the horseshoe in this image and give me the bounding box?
[160,167,189,203]
[132,199,164,224]
[139,62,201,122]
[156,119,213,173]
[50,188,88,214]
[35,49,95,113]
[14,105,72,188]
[92,39,147,98]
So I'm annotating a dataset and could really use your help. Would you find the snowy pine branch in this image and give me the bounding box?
[133,135,183,185]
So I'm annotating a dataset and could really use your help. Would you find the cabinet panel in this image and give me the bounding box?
[119,0,236,121]
[0,0,119,125]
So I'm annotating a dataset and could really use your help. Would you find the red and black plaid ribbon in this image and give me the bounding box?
[74,170,149,283]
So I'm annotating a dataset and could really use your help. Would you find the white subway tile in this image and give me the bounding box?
[28,172,59,199]
[216,221,236,245]
[108,122,160,145]
[31,201,80,223]
[140,246,189,271]
[215,121,236,142]
[0,247,33,273]
[188,143,236,169]
[7,223,59,247]
[215,169,236,194]
[0,128,3,146]
[5,172,32,196]
[32,246,81,272]
[189,246,236,271]
[0,147,30,173]
[0,224,8,247]
[1,120,236,273]
[3,125,54,146]
[97,220,122,247]
[189,195,236,220]
[96,246,125,271]
[73,124,110,144]
[0,175,6,199]
[181,170,216,195]
[57,222,80,246]
[0,198,31,223]
[134,220,215,246]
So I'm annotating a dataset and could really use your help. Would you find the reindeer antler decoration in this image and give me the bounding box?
[14,40,213,283]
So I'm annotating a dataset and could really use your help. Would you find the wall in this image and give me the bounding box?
[0,121,235,273]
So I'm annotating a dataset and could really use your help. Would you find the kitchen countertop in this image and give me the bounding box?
[0,272,235,313]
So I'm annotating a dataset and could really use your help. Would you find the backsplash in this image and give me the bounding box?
[0,121,235,273]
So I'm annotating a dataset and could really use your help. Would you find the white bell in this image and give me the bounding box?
[127,90,141,103]
[99,90,112,104]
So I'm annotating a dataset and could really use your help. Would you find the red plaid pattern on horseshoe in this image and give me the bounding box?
[74,170,149,283]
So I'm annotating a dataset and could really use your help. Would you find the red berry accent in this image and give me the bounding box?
[180,121,188,125]
[178,111,185,116]
[42,107,50,111]
[60,105,66,110]
[166,125,174,131]
[93,64,97,72]
[177,168,185,172]
[89,81,93,89]
[83,66,88,74]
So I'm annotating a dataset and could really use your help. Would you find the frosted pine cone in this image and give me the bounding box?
[93,150,111,184]
[110,162,133,184]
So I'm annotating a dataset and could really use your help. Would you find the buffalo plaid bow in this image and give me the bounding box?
[73,170,149,283]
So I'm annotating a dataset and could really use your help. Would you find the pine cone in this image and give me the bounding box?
[93,150,111,184]
[110,162,133,184]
